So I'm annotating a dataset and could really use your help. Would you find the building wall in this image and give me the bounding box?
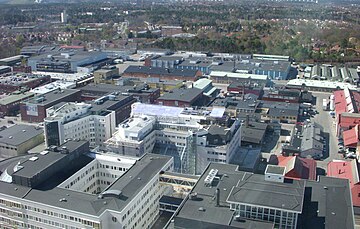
[229,203,298,229]
[0,194,102,229]
[20,91,81,123]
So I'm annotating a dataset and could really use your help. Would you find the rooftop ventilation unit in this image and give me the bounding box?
[204,168,218,187]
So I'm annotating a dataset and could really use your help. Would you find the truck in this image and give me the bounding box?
[322,99,328,111]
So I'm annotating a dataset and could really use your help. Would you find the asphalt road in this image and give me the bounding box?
[311,92,342,172]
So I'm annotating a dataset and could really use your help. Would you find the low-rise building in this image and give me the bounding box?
[156,88,207,107]
[79,83,160,104]
[282,122,324,159]
[269,155,317,180]
[20,89,81,123]
[227,81,264,97]
[209,71,268,84]
[262,87,301,103]
[0,92,35,116]
[171,162,355,229]
[30,81,76,94]
[0,73,51,94]
[28,51,108,73]
[93,66,119,84]
[192,78,219,98]
[327,159,360,210]
[122,66,202,81]
[0,124,44,160]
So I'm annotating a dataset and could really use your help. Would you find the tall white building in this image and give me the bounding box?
[0,140,174,229]
[44,101,116,148]
[106,103,242,175]
[61,10,68,23]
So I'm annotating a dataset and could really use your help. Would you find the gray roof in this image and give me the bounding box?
[0,152,172,216]
[300,176,355,229]
[227,172,305,212]
[0,124,43,146]
[174,163,305,228]
[267,108,299,118]
[300,122,323,152]
[124,66,199,78]
[12,140,88,179]
[158,88,203,103]
[25,89,80,106]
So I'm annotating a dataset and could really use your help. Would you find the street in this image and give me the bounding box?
[311,92,341,172]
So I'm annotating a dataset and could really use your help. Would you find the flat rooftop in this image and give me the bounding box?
[0,92,34,105]
[12,140,88,179]
[0,124,43,146]
[30,81,76,94]
[26,89,80,106]
[0,151,172,217]
[0,73,48,86]
[158,88,203,103]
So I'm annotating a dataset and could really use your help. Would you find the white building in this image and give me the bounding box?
[106,103,242,175]
[61,10,68,23]
[44,101,116,148]
[0,140,174,229]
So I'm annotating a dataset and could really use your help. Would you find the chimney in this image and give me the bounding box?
[215,188,220,207]
[245,114,250,128]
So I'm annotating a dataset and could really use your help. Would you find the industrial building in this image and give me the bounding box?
[28,51,108,73]
[0,92,35,116]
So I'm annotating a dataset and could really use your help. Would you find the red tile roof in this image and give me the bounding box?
[328,160,360,207]
[277,155,317,180]
[343,125,360,147]
[334,90,347,114]
[340,114,360,129]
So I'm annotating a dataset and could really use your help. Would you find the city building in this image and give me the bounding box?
[192,78,220,98]
[0,73,51,94]
[0,140,174,229]
[0,55,28,66]
[122,66,202,81]
[287,79,357,92]
[161,26,183,37]
[256,101,300,124]
[20,89,81,122]
[156,88,207,107]
[106,103,241,175]
[149,56,183,69]
[269,155,317,180]
[334,88,360,136]
[170,162,355,229]
[209,71,268,84]
[327,159,360,210]
[60,10,68,23]
[282,122,324,159]
[241,120,268,146]
[0,92,35,116]
[44,100,117,147]
[343,124,360,149]
[28,51,108,73]
[262,87,301,103]
[307,64,359,85]
[177,58,213,75]
[30,81,76,94]
[0,124,44,160]
[211,95,260,117]
[0,66,12,75]
[79,83,159,104]
[227,81,264,97]
[93,66,119,84]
